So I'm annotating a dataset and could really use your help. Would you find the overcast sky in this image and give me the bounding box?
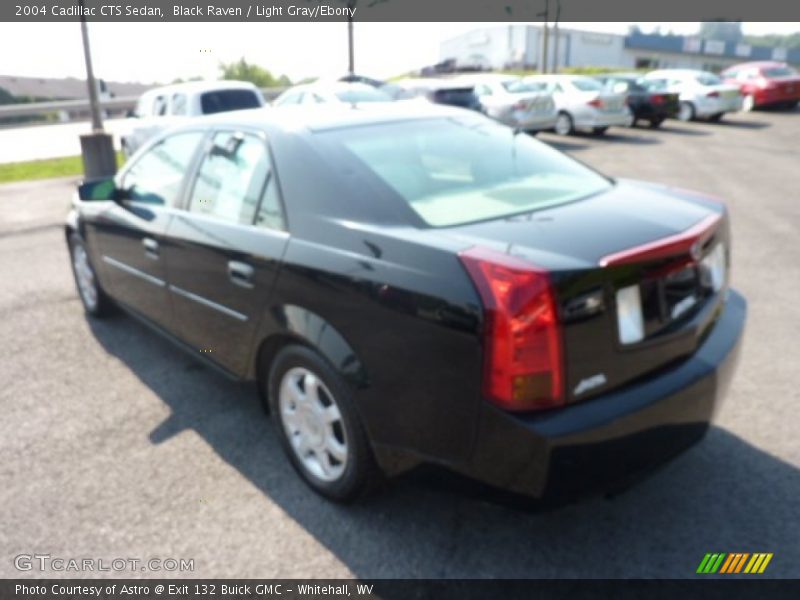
[0,22,797,84]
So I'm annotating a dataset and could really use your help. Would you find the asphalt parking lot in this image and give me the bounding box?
[1,109,799,579]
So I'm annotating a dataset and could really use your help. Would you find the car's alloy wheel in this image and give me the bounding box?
[677,102,695,122]
[267,345,380,502]
[278,366,348,483]
[73,245,98,311]
[742,94,755,112]
[554,112,574,136]
[69,234,113,317]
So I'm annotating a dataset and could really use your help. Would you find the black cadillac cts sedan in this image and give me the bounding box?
[66,103,746,502]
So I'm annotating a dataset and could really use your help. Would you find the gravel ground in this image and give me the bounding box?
[1,108,798,579]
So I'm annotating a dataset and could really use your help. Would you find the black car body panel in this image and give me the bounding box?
[66,105,746,500]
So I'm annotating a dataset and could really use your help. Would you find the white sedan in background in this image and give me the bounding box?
[454,74,557,132]
[523,75,631,136]
[272,82,393,106]
[643,69,743,122]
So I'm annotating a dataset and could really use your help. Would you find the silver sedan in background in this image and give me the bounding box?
[455,74,557,132]
[272,81,393,106]
[524,74,632,136]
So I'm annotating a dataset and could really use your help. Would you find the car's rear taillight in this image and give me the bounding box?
[707,91,720,98]
[587,98,604,108]
[650,94,665,105]
[459,247,563,412]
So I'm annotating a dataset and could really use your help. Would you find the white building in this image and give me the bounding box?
[440,25,800,73]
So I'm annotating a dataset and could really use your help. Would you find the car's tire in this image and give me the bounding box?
[742,94,756,112]
[554,112,574,136]
[68,233,115,317]
[708,113,724,123]
[266,344,381,502]
[629,117,639,128]
[677,101,696,122]
[592,126,609,135]
[649,117,665,128]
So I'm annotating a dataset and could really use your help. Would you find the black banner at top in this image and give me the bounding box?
[2,0,800,22]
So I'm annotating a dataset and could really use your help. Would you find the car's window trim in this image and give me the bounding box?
[116,128,209,209]
[180,126,290,233]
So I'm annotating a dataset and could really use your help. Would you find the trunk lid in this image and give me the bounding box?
[444,179,730,404]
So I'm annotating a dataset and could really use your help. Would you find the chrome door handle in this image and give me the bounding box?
[142,237,159,259]
[227,260,254,289]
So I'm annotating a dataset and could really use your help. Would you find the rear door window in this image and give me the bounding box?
[188,132,270,224]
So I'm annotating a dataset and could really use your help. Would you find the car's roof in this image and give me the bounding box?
[182,102,476,134]
[725,61,789,70]
[599,72,645,80]
[285,81,378,93]
[393,77,477,90]
[523,74,596,82]
[141,79,259,96]
[645,69,714,77]
[450,73,519,85]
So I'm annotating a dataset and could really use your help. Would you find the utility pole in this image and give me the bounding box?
[552,0,561,73]
[347,1,355,76]
[79,1,103,132]
[540,0,550,74]
[78,0,116,179]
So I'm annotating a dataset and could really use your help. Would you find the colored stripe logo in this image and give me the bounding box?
[696,553,773,574]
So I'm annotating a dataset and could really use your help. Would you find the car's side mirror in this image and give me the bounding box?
[78,178,120,202]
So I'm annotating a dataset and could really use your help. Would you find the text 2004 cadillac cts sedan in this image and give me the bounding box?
[66,103,746,503]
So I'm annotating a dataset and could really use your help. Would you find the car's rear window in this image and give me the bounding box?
[762,66,797,78]
[334,87,392,103]
[432,88,477,107]
[319,118,611,227]
[200,89,261,114]
[502,80,547,93]
[642,78,669,91]
[570,78,604,92]
[695,74,722,86]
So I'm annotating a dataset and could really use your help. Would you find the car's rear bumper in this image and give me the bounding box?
[465,288,746,501]
[574,110,631,129]
[633,104,679,120]
[754,87,800,106]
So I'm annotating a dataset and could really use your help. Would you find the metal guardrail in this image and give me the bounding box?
[0,87,287,120]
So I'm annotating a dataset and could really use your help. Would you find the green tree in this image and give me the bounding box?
[219,58,291,88]
[699,22,744,43]
[743,32,800,50]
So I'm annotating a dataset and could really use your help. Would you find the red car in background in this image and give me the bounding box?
[721,61,800,111]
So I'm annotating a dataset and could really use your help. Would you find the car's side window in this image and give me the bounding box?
[120,132,204,206]
[255,175,286,232]
[171,94,188,116]
[188,132,270,225]
[275,91,302,106]
[153,95,168,116]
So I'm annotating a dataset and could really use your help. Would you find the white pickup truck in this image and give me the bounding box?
[121,80,265,157]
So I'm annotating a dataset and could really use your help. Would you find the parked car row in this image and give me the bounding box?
[121,61,799,157]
